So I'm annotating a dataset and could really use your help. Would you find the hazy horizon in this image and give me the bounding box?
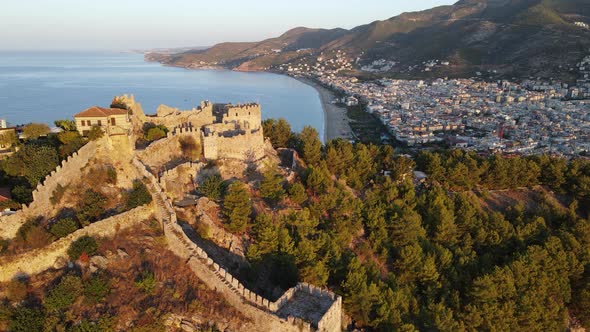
[1,0,455,51]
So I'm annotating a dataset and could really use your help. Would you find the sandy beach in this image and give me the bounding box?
[295,77,354,142]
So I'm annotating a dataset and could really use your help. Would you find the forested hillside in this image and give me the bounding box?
[242,119,590,330]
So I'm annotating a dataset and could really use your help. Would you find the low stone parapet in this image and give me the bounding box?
[0,205,152,282]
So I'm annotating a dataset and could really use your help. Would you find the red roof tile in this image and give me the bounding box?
[0,187,11,201]
[74,106,127,118]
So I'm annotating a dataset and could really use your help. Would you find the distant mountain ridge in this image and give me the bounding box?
[147,0,590,79]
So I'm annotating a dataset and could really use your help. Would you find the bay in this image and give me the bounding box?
[0,51,324,139]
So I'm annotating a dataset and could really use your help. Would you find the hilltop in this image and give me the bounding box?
[147,0,590,80]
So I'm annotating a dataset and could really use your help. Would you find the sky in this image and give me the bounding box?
[0,0,456,51]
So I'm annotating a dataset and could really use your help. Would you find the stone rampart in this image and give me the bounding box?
[0,205,152,282]
[222,104,262,130]
[202,129,265,161]
[133,157,341,331]
[0,140,100,240]
[136,135,184,171]
[317,293,343,332]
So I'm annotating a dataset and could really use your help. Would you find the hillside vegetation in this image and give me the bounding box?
[197,120,590,330]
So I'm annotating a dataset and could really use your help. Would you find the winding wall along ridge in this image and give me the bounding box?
[132,157,342,332]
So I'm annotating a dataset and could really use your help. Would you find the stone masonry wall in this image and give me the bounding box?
[133,158,342,332]
[150,104,216,130]
[0,205,152,282]
[222,104,262,130]
[0,140,100,240]
[202,129,265,161]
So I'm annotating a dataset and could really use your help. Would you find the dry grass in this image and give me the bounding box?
[0,221,250,331]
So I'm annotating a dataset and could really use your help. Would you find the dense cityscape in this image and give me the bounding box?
[282,52,590,157]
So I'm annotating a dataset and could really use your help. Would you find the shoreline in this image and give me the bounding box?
[291,76,353,143]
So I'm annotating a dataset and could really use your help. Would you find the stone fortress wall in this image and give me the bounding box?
[201,103,265,160]
[0,140,100,240]
[201,128,265,161]
[133,158,342,332]
[119,93,266,162]
[0,205,152,282]
[219,103,262,130]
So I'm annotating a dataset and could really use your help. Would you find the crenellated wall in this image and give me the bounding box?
[221,104,262,130]
[133,157,342,332]
[0,140,100,240]
[0,205,152,282]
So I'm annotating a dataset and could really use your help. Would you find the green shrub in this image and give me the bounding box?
[11,185,33,205]
[76,189,107,224]
[84,274,110,303]
[146,127,166,141]
[44,275,83,312]
[198,174,224,201]
[288,182,307,205]
[9,306,45,332]
[142,123,168,142]
[49,218,79,238]
[134,270,157,294]
[87,126,104,141]
[15,218,54,249]
[126,180,152,209]
[106,166,117,184]
[23,123,50,139]
[67,236,97,260]
[222,181,251,233]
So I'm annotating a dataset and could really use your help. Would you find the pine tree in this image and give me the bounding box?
[222,181,251,233]
[260,165,285,205]
[300,126,322,166]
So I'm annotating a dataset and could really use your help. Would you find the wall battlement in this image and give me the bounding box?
[0,140,100,240]
[133,158,342,332]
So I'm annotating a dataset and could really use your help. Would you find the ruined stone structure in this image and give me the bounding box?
[115,95,266,162]
[133,158,342,332]
[152,101,217,130]
[0,95,342,331]
[201,103,265,160]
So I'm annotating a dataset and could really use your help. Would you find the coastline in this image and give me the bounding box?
[146,57,352,142]
[291,76,353,143]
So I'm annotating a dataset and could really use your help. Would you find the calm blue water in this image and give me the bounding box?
[0,51,324,138]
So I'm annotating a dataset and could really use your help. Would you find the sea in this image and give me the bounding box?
[0,51,325,139]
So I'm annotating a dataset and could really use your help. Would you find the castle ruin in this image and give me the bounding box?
[114,95,266,161]
[0,95,343,331]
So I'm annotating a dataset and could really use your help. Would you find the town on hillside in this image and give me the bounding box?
[280,51,590,157]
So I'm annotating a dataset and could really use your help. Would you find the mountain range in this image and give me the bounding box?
[147,0,590,80]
